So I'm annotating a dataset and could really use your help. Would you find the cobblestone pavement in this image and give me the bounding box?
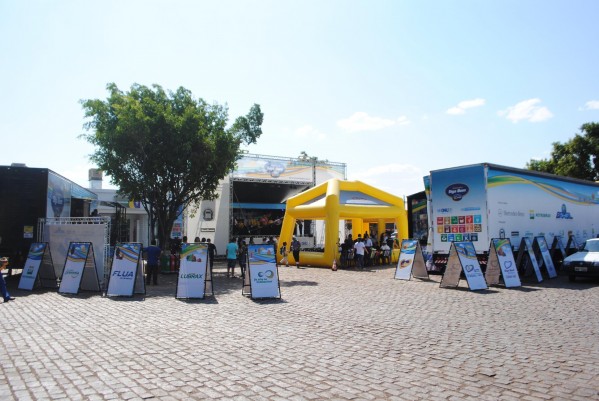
[1,262,599,401]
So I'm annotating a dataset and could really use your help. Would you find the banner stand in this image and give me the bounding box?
[550,236,567,272]
[486,239,521,288]
[58,242,101,295]
[515,238,543,283]
[565,235,579,255]
[105,243,146,298]
[533,236,558,279]
[175,243,213,300]
[18,242,57,291]
[440,241,488,291]
[246,244,281,300]
[394,239,429,281]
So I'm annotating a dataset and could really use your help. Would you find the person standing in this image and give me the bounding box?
[238,240,248,279]
[353,238,367,269]
[206,238,217,271]
[279,241,289,267]
[144,240,162,285]
[0,257,15,302]
[226,238,238,278]
[291,237,301,268]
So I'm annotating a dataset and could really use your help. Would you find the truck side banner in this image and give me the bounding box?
[487,238,521,288]
[105,243,144,297]
[487,167,599,250]
[247,244,280,299]
[176,243,209,299]
[430,165,488,254]
[440,242,487,291]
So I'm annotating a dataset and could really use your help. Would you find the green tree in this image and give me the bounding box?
[527,123,599,181]
[81,83,263,249]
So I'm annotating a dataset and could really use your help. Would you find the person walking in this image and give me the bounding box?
[144,240,162,285]
[226,238,238,278]
[0,257,15,302]
[291,237,301,268]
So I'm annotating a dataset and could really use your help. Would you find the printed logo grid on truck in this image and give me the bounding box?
[431,165,488,253]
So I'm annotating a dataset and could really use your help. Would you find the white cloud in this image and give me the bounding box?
[337,112,410,132]
[581,100,599,110]
[446,98,485,115]
[498,98,553,123]
[295,125,326,141]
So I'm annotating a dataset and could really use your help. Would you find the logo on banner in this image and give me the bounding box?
[111,270,134,279]
[556,204,573,219]
[465,264,475,272]
[180,273,203,279]
[445,184,469,201]
[258,270,274,279]
[64,268,80,278]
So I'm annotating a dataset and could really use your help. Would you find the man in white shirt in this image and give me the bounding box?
[353,238,366,268]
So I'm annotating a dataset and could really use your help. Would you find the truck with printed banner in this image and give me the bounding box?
[421,163,599,270]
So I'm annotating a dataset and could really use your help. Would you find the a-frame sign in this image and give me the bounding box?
[176,243,213,299]
[58,242,101,295]
[105,243,146,298]
[550,235,567,269]
[18,242,57,290]
[245,244,281,299]
[534,236,558,278]
[566,235,579,255]
[515,237,543,282]
[394,239,429,281]
[485,238,521,288]
[440,241,488,291]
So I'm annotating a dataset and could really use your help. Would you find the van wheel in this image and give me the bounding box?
[569,274,576,282]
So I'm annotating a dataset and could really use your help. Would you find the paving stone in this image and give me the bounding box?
[1,264,599,400]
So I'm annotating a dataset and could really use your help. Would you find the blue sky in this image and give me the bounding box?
[2,0,599,198]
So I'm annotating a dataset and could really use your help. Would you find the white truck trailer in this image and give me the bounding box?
[425,163,599,259]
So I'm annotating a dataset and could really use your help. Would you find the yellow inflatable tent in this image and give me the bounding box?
[278,179,408,268]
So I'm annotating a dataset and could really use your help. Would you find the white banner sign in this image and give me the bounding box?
[18,243,46,290]
[487,238,522,287]
[535,236,557,278]
[176,244,208,299]
[455,242,488,290]
[522,237,543,282]
[106,243,143,297]
[59,242,89,294]
[248,244,280,299]
[395,239,418,280]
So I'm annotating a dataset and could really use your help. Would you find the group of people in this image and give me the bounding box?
[339,232,398,269]
[278,237,301,268]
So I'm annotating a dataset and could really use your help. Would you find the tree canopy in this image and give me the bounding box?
[527,123,599,181]
[81,83,263,248]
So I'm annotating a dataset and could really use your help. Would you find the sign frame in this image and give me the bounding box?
[394,239,429,281]
[515,237,543,282]
[246,244,281,300]
[486,238,521,288]
[58,242,101,295]
[105,243,145,298]
[176,243,213,299]
[440,241,488,291]
[534,236,558,278]
[18,242,57,290]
